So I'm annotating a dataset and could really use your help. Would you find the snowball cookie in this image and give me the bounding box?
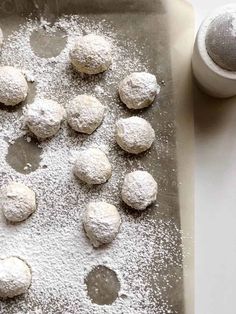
[70,34,112,74]
[0,182,36,223]
[0,66,28,106]
[83,201,121,247]
[116,116,155,154]
[119,72,160,109]
[24,98,65,139]
[0,257,31,299]
[74,148,112,185]
[67,95,105,134]
[121,171,157,210]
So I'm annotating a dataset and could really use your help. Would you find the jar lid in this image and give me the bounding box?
[205,11,236,71]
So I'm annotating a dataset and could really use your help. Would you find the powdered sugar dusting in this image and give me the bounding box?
[0,15,184,314]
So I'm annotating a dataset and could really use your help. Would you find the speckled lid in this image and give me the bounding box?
[206,11,236,71]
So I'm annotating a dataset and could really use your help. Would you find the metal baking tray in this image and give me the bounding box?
[0,0,194,313]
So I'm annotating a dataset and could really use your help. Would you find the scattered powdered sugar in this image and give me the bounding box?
[0,15,184,314]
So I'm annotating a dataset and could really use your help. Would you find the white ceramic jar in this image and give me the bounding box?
[192,4,236,98]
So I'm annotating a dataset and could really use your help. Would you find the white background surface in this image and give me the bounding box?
[192,0,231,27]
[190,0,236,314]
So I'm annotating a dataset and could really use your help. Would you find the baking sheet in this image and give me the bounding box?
[0,0,194,313]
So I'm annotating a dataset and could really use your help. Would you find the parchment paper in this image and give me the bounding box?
[0,0,194,313]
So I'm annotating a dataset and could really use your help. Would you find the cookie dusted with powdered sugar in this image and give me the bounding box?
[83,201,121,247]
[0,66,28,106]
[121,170,157,210]
[116,116,155,154]
[0,257,31,299]
[24,98,65,139]
[70,34,112,75]
[66,95,105,134]
[0,182,36,223]
[119,72,160,110]
[73,148,112,185]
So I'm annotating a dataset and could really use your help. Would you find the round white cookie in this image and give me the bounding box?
[74,148,112,185]
[83,201,121,247]
[24,98,65,139]
[118,72,160,109]
[67,95,105,134]
[0,182,36,223]
[116,116,155,154]
[70,34,112,74]
[121,170,157,210]
[0,66,28,106]
[0,257,31,299]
